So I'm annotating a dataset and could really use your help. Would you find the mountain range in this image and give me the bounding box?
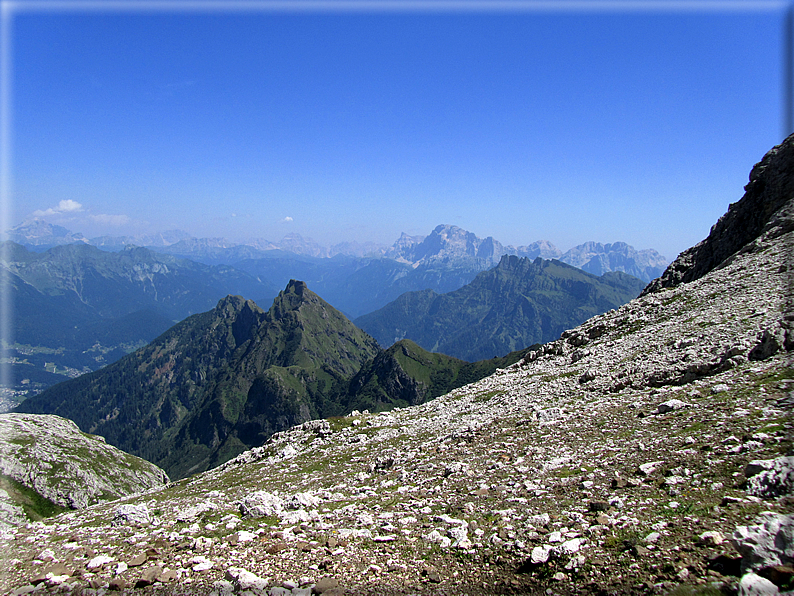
[13,240,644,479]
[355,255,645,361]
[9,218,669,283]
[14,275,545,479]
[0,242,277,405]
[3,221,662,404]
[1,134,791,596]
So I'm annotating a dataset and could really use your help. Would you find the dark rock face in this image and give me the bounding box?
[643,133,794,295]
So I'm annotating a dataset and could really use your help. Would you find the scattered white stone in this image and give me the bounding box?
[638,461,664,476]
[239,491,285,518]
[744,457,794,499]
[531,545,553,564]
[285,492,321,510]
[644,532,661,544]
[656,399,689,414]
[112,503,152,526]
[235,530,257,543]
[424,529,452,548]
[86,555,115,569]
[280,445,298,459]
[225,567,268,592]
[191,555,214,572]
[177,501,217,523]
[556,538,584,555]
[698,531,724,546]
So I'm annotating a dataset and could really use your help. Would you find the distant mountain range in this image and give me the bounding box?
[8,219,669,281]
[1,242,276,403]
[15,252,642,478]
[3,220,663,403]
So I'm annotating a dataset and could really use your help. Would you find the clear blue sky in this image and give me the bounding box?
[6,1,788,261]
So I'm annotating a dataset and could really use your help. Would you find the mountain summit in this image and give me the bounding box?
[16,282,380,479]
[356,255,645,360]
[645,135,794,294]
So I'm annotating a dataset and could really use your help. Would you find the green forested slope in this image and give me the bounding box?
[355,255,646,361]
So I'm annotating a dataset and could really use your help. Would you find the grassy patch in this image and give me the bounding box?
[551,466,578,479]
[0,474,69,521]
[328,416,355,432]
[603,527,642,550]
[474,390,505,403]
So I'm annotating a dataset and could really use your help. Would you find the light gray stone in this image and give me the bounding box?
[732,514,794,573]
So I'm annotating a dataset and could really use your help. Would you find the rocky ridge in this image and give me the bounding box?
[384,225,668,283]
[0,414,168,529]
[1,138,792,594]
[560,241,669,283]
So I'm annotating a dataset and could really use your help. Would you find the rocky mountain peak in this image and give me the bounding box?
[6,218,87,247]
[644,133,794,295]
[284,279,308,297]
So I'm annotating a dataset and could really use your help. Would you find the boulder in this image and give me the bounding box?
[732,514,794,573]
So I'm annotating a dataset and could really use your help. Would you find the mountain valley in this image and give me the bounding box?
[0,134,791,595]
[0,243,277,407]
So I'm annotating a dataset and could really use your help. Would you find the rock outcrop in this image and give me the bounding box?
[644,132,794,295]
[0,413,168,528]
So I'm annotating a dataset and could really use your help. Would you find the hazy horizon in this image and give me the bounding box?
[10,215,678,260]
[5,1,789,262]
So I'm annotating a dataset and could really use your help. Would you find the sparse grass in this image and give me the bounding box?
[552,467,577,478]
[328,416,355,432]
[603,527,642,550]
[666,585,726,596]
[474,390,505,403]
[0,474,69,521]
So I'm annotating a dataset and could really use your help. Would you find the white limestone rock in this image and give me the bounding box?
[732,513,794,573]
[738,572,779,596]
[112,503,152,527]
[0,413,168,524]
[239,491,285,518]
[744,457,794,499]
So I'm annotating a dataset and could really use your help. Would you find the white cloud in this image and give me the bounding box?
[281,216,294,223]
[58,199,83,212]
[32,199,84,217]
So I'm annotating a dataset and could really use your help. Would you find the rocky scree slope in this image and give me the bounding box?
[0,414,168,530]
[1,139,792,595]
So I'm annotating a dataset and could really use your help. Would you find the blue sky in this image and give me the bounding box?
[5,1,789,260]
